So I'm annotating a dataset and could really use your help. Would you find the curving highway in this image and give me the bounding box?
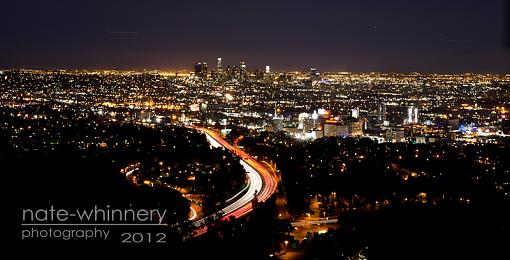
[186,126,278,237]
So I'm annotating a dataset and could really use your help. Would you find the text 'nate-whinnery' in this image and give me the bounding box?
[22,205,167,224]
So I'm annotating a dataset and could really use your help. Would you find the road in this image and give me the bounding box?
[291,218,338,226]
[188,202,200,221]
[187,126,279,237]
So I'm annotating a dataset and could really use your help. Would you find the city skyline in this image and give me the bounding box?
[3,57,510,75]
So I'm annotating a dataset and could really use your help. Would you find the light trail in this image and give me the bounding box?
[291,219,338,227]
[188,205,198,221]
[186,126,278,237]
[225,180,250,204]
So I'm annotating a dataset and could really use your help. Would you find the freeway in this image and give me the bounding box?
[186,126,279,237]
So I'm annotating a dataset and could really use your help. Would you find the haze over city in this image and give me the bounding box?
[1,0,509,72]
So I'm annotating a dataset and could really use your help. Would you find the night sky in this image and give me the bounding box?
[1,0,509,73]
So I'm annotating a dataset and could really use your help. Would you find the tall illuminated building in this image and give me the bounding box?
[217,58,222,69]
[265,65,270,74]
[309,68,320,86]
[312,110,319,128]
[378,103,387,122]
[310,68,317,77]
[407,107,413,124]
[352,107,359,119]
[298,112,309,130]
[239,61,247,79]
[407,106,419,124]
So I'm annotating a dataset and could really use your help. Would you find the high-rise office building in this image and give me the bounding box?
[239,61,247,79]
[310,68,319,79]
[309,68,320,86]
[352,107,359,119]
[407,107,413,124]
[407,106,419,124]
[217,58,222,69]
[265,65,270,74]
[254,69,264,79]
[194,62,208,78]
[378,103,387,122]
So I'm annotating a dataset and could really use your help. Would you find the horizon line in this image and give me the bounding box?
[1,67,509,75]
